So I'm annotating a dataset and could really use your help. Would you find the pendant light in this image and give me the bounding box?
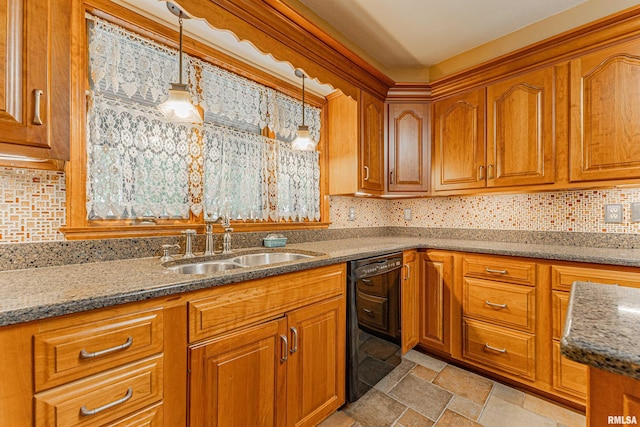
[158,3,203,124]
[291,69,317,151]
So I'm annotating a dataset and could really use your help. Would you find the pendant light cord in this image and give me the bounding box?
[178,13,184,85]
[301,74,305,126]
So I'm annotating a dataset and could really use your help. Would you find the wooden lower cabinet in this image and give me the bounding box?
[188,296,345,427]
[418,251,452,355]
[589,367,640,427]
[401,250,420,353]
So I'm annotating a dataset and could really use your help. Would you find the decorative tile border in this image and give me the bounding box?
[0,167,66,243]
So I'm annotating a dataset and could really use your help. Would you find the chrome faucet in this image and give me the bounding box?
[204,222,215,256]
[181,229,197,258]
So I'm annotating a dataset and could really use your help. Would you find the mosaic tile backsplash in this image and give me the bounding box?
[1,167,66,243]
[2,165,640,244]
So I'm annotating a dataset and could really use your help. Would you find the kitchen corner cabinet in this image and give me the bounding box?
[327,90,384,195]
[188,264,346,427]
[401,250,420,353]
[387,103,430,193]
[0,0,70,160]
[418,251,452,355]
[589,367,640,427]
[570,38,640,182]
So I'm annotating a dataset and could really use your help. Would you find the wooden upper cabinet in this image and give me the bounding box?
[387,103,430,193]
[359,90,385,193]
[486,67,555,187]
[433,89,486,191]
[0,0,69,160]
[570,38,640,182]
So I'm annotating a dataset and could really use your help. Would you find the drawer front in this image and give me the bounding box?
[463,319,535,380]
[356,291,388,332]
[552,341,587,401]
[463,278,535,332]
[552,291,570,340]
[189,264,345,342]
[552,265,640,292]
[35,356,163,427]
[35,309,164,392]
[463,256,536,286]
[357,275,386,298]
[107,403,163,427]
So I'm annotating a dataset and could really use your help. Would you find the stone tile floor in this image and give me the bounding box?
[320,350,586,427]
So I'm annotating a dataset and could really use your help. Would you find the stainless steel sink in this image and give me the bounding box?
[166,251,316,274]
[167,261,244,274]
[231,252,313,266]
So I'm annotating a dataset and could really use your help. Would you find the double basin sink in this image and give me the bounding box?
[166,251,315,274]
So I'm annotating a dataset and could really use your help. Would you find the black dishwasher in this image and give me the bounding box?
[346,252,403,402]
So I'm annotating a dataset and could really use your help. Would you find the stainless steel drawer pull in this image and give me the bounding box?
[290,327,298,354]
[362,308,374,316]
[485,300,507,309]
[364,166,370,181]
[280,335,288,362]
[33,89,44,125]
[79,336,133,359]
[80,387,133,416]
[361,278,373,284]
[485,268,508,274]
[484,343,507,354]
[404,264,411,280]
[478,165,484,181]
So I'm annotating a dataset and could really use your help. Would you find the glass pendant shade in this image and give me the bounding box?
[291,125,315,151]
[158,83,202,123]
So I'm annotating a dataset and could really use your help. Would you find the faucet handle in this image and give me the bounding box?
[160,244,180,262]
[182,229,197,235]
[224,227,234,233]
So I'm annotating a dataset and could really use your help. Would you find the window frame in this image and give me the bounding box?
[63,0,330,240]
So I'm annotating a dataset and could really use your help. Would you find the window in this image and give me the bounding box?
[64,12,328,239]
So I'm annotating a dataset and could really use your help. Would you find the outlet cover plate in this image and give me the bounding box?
[632,202,640,222]
[404,208,412,221]
[605,204,623,223]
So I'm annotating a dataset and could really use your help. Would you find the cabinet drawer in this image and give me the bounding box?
[551,265,640,291]
[463,278,535,332]
[552,291,570,340]
[107,402,163,427]
[35,356,163,427]
[463,319,535,380]
[552,341,587,401]
[189,264,345,342]
[463,256,535,286]
[34,308,163,392]
[357,274,387,298]
[356,291,388,332]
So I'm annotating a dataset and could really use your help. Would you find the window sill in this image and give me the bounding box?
[61,221,331,240]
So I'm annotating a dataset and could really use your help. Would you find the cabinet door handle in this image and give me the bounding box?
[364,166,370,181]
[290,327,298,354]
[362,308,374,317]
[488,164,494,179]
[389,170,394,185]
[79,336,133,359]
[33,89,44,125]
[484,343,507,354]
[478,165,484,181]
[485,268,508,274]
[485,300,507,309]
[280,335,288,362]
[404,264,410,280]
[80,387,133,416]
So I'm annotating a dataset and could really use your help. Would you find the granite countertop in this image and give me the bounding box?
[561,282,640,380]
[3,236,640,327]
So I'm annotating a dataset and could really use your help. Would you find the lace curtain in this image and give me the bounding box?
[86,16,321,222]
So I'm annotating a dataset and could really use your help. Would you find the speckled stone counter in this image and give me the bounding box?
[4,236,640,327]
[561,282,640,379]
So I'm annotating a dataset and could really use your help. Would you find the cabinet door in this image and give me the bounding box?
[387,103,430,193]
[433,89,486,191]
[360,90,385,193]
[286,297,345,427]
[486,67,555,187]
[570,38,640,182]
[188,319,288,427]
[0,0,69,160]
[419,252,452,354]
[401,250,420,353]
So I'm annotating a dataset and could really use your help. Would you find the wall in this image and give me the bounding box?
[2,166,640,243]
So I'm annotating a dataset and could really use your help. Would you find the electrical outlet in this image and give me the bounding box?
[605,204,623,223]
[632,203,640,222]
[404,208,412,221]
[348,207,356,221]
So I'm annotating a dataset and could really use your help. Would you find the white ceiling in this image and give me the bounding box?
[298,0,588,68]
